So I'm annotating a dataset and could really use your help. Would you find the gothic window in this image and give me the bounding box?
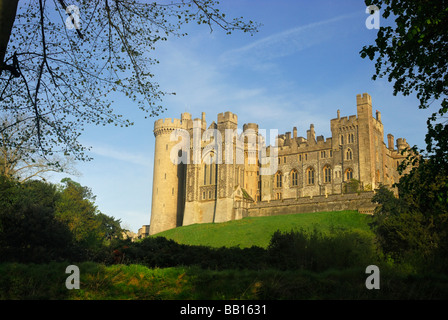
[323,165,332,183]
[345,168,353,181]
[203,153,216,185]
[307,167,315,185]
[275,171,283,188]
[348,133,355,143]
[340,135,344,145]
[291,169,298,187]
[346,148,353,160]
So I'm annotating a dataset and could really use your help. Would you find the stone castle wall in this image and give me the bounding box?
[246,191,376,218]
[149,93,410,235]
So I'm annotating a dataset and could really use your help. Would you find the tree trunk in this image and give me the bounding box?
[0,0,20,68]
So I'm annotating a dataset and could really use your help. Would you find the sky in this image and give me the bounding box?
[47,0,434,233]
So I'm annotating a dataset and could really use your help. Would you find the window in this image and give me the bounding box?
[209,163,214,185]
[208,190,212,199]
[348,133,355,143]
[305,153,308,161]
[330,150,333,157]
[284,156,287,163]
[291,170,298,187]
[276,192,282,200]
[321,151,326,158]
[345,168,353,181]
[346,148,353,160]
[299,154,302,162]
[307,167,315,185]
[202,192,206,200]
[275,171,283,188]
[340,135,344,145]
[324,166,332,183]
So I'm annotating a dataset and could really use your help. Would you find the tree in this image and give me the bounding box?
[0,175,76,262]
[360,0,448,169]
[55,177,102,245]
[0,0,259,161]
[361,1,448,272]
[1,115,79,182]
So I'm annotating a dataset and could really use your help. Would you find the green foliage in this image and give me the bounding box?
[0,175,124,263]
[361,1,448,274]
[267,228,377,272]
[370,184,448,273]
[119,236,267,270]
[3,262,448,300]
[361,0,448,168]
[0,176,76,263]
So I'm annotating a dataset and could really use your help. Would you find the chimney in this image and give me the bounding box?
[307,124,316,144]
[387,134,394,150]
[293,127,297,139]
[376,110,381,122]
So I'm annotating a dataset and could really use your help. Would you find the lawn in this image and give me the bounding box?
[155,210,373,248]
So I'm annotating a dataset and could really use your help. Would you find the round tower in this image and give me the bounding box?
[149,116,189,235]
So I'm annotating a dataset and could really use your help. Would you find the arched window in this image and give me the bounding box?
[307,167,315,185]
[346,148,353,160]
[348,133,355,143]
[275,171,283,188]
[323,165,332,183]
[203,153,216,185]
[345,168,353,181]
[340,135,344,145]
[290,169,298,187]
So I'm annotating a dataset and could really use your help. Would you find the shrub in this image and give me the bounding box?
[267,228,378,272]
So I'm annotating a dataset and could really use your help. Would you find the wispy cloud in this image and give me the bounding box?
[220,12,359,65]
[91,145,151,167]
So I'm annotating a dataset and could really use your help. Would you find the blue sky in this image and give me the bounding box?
[48,0,433,233]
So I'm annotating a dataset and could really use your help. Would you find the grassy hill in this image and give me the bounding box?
[153,210,374,248]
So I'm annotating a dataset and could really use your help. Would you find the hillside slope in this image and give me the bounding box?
[153,210,373,248]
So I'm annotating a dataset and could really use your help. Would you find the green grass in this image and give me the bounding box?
[154,210,373,248]
[2,262,448,300]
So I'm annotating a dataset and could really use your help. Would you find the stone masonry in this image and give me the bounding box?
[149,93,411,235]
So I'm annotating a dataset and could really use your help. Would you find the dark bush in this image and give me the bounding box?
[267,228,378,272]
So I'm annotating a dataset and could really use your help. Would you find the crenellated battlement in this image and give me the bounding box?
[217,111,238,124]
[154,117,191,136]
[356,92,372,106]
[150,93,413,236]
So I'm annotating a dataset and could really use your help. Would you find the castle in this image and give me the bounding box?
[149,93,410,235]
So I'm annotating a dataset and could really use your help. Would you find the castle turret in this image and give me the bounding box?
[149,116,189,235]
[307,124,316,145]
[387,134,394,150]
[397,138,408,152]
[357,93,375,188]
